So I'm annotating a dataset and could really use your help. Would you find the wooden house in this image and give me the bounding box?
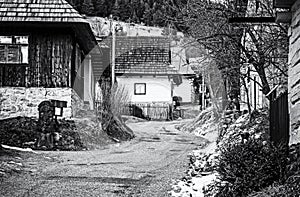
[0,0,99,119]
[273,0,300,144]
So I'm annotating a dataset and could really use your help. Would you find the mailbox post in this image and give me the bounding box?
[36,100,67,150]
[51,99,67,121]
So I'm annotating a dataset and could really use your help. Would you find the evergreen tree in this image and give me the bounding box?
[143,2,153,25]
[81,1,94,15]
[66,0,188,27]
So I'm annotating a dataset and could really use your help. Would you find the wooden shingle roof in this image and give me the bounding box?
[0,0,98,54]
[113,36,178,75]
[0,0,86,23]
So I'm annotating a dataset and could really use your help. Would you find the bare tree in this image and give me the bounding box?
[164,0,288,110]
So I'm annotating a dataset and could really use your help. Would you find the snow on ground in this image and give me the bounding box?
[218,108,268,148]
[170,173,217,197]
[170,108,269,197]
[1,145,37,153]
[170,107,219,197]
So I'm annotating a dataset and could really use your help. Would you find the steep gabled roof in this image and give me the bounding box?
[114,36,178,75]
[0,0,97,54]
[0,0,86,23]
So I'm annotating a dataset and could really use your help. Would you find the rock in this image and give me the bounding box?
[173,185,182,193]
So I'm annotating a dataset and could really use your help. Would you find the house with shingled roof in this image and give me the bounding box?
[111,36,180,120]
[87,17,199,119]
[0,0,100,119]
[90,35,180,120]
[114,36,179,104]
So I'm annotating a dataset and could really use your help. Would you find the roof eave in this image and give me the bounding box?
[275,11,292,23]
[115,72,178,76]
[273,0,296,8]
[0,21,97,55]
[72,22,98,55]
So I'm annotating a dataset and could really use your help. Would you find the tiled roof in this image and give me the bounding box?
[0,0,86,23]
[116,62,178,75]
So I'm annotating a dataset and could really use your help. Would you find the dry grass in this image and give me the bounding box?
[110,83,131,117]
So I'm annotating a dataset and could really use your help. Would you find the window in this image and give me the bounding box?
[134,83,146,95]
[0,36,28,64]
[0,36,29,87]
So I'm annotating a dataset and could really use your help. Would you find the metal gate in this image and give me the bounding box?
[269,91,289,146]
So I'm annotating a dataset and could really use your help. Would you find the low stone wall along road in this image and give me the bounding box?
[0,120,205,197]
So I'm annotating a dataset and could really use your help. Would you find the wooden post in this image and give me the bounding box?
[202,72,205,110]
[110,15,116,85]
[254,76,257,111]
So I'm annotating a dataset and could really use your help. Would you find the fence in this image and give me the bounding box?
[95,101,172,120]
[269,91,289,146]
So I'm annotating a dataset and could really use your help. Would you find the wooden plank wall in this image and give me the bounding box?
[27,34,73,88]
[91,47,110,81]
[289,0,300,144]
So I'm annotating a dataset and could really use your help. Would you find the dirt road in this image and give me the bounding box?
[0,120,205,197]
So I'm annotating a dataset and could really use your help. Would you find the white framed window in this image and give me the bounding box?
[134,83,146,95]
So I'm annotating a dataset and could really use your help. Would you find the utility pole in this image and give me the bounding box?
[110,15,116,85]
[202,72,205,110]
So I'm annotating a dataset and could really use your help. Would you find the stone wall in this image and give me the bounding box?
[289,0,300,144]
[0,87,75,119]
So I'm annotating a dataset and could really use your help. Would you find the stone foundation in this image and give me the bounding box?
[0,87,85,119]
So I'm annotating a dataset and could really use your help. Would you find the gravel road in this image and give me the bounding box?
[0,120,205,197]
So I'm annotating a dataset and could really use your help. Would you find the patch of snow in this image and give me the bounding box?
[170,173,217,197]
[1,144,37,153]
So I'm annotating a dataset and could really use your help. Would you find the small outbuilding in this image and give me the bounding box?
[0,0,99,119]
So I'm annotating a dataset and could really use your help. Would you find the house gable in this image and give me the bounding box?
[0,0,96,55]
[0,0,85,23]
[110,36,177,75]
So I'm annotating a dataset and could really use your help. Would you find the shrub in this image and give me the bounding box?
[213,139,287,197]
[248,143,300,197]
[98,80,134,141]
[248,176,300,197]
[110,83,131,117]
[0,117,38,147]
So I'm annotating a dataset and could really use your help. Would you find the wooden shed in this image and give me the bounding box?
[0,0,99,119]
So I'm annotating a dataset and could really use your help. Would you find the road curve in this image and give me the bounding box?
[0,120,205,197]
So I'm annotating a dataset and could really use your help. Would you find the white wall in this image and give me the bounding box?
[173,77,193,103]
[117,75,172,103]
[83,55,94,110]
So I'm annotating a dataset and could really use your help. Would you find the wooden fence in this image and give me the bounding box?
[269,91,289,146]
[95,101,172,120]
